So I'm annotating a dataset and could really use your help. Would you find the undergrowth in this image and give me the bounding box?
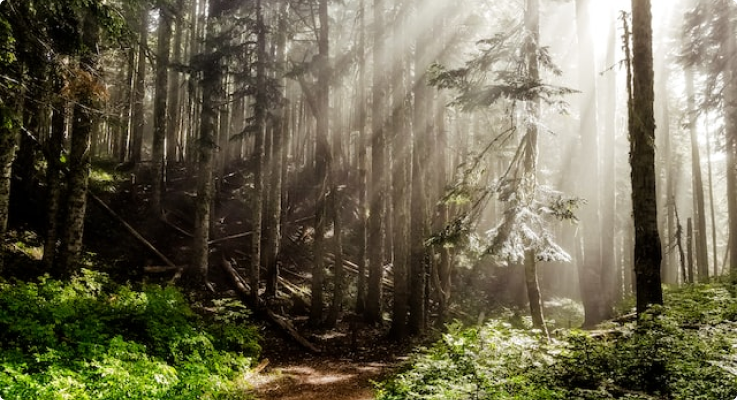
[377,285,737,400]
[0,269,261,400]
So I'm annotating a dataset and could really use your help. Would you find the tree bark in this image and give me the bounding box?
[629,0,663,315]
[367,0,387,324]
[575,0,606,328]
[684,67,709,282]
[58,13,101,276]
[189,0,224,289]
[152,4,173,216]
[130,5,148,164]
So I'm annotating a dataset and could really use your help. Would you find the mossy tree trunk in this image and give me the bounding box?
[629,0,663,315]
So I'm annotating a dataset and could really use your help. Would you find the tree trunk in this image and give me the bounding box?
[409,0,430,334]
[166,0,185,164]
[130,5,148,164]
[629,0,663,315]
[152,4,173,216]
[721,0,737,282]
[0,104,18,240]
[602,2,619,303]
[250,0,267,305]
[42,93,66,271]
[687,217,694,283]
[355,0,368,315]
[58,14,101,276]
[367,0,387,324]
[190,0,224,289]
[575,0,606,328]
[685,67,709,282]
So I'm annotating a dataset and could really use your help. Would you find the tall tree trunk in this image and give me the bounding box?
[390,0,409,339]
[602,2,619,302]
[576,0,605,328]
[265,0,289,299]
[57,13,101,276]
[685,67,709,282]
[721,0,737,282]
[522,0,548,336]
[250,0,267,305]
[367,0,387,324]
[166,0,185,165]
[152,4,173,216]
[409,0,430,335]
[0,104,18,241]
[705,123,719,276]
[310,0,331,326]
[190,0,225,289]
[629,0,663,315]
[355,0,368,315]
[130,6,148,164]
[42,94,65,271]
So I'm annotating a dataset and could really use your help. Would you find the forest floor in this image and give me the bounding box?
[248,321,408,400]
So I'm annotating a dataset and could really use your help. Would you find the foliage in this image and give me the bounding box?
[377,284,737,400]
[0,269,261,400]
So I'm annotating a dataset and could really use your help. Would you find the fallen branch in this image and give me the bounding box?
[89,192,179,271]
[266,308,321,353]
[219,258,320,353]
[160,210,194,238]
[209,231,253,245]
[143,265,181,273]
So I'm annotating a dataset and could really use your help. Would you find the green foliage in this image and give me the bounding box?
[0,270,260,400]
[377,284,737,400]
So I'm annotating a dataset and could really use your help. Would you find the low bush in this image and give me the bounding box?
[0,269,260,400]
[377,284,737,400]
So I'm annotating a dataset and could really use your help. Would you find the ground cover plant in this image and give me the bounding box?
[376,285,737,400]
[0,269,260,400]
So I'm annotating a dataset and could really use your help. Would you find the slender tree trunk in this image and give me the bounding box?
[576,0,605,328]
[687,217,695,283]
[57,14,101,276]
[355,0,368,315]
[250,0,267,305]
[721,0,737,282]
[602,3,619,302]
[310,0,331,326]
[130,6,148,164]
[684,67,709,282]
[367,0,387,324]
[190,0,225,289]
[0,105,18,241]
[42,94,66,271]
[521,0,548,336]
[409,0,429,334]
[152,4,173,216]
[389,0,410,339]
[629,0,663,315]
[705,122,719,276]
[265,0,289,299]
[166,0,185,165]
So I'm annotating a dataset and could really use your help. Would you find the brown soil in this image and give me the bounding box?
[251,358,394,400]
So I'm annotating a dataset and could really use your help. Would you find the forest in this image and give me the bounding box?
[0,0,736,399]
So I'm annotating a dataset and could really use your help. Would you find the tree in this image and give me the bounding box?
[190,0,227,289]
[628,0,663,315]
[151,1,173,216]
[367,0,387,324]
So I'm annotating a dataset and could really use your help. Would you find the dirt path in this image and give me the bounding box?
[251,357,395,400]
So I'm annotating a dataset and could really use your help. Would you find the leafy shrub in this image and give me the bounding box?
[378,284,737,400]
[0,270,260,400]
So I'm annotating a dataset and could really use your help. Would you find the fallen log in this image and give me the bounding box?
[89,192,179,271]
[219,258,320,353]
[266,308,321,353]
[209,231,253,245]
[143,265,181,273]
[160,210,194,238]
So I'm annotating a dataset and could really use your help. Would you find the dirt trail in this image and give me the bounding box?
[251,357,395,400]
